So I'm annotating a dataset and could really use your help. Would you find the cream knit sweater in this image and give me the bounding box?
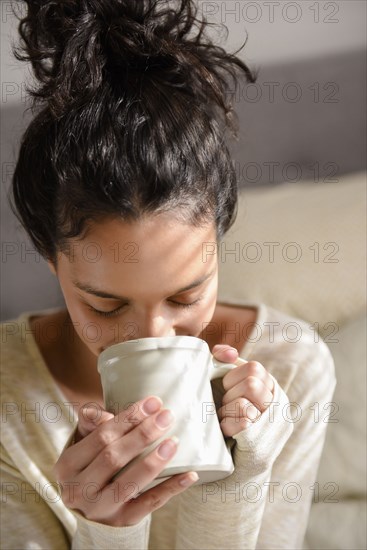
[0,302,336,549]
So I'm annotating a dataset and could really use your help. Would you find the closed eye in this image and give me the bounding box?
[168,297,203,309]
[87,305,127,318]
[88,296,203,318]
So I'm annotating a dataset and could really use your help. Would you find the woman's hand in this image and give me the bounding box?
[53,397,198,527]
[212,345,275,437]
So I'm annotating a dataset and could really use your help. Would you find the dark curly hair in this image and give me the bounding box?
[11,0,257,262]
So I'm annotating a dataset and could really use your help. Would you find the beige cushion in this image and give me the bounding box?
[304,313,366,549]
[304,501,367,550]
[217,171,366,338]
[316,313,366,498]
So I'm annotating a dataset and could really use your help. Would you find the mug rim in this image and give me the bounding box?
[97,335,210,370]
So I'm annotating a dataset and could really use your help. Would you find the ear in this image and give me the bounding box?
[47,260,57,275]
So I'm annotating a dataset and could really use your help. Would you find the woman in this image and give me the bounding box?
[1,1,336,548]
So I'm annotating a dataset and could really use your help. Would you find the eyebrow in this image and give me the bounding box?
[72,268,215,301]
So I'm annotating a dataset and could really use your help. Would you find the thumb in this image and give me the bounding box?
[212,344,239,364]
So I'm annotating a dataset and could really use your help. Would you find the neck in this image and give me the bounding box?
[32,309,104,412]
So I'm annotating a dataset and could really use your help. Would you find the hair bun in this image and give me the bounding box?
[14,0,256,122]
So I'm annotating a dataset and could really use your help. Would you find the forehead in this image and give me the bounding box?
[58,214,217,290]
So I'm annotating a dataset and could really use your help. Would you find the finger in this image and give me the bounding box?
[78,408,176,488]
[77,405,115,440]
[212,344,239,364]
[56,396,163,476]
[222,360,274,394]
[222,377,273,413]
[118,471,199,526]
[100,436,181,518]
[217,397,262,423]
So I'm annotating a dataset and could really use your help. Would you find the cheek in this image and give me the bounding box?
[190,295,217,337]
[188,274,218,336]
[62,293,111,355]
[57,273,116,353]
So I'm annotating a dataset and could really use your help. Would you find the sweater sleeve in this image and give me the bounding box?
[0,444,71,550]
[0,438,151,550]
[71,510,151,550]
[172,335,336,550]
[173,375,294,549]
[255,338,337,549]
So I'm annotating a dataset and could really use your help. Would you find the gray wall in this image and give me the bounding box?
[1,1,366,321]
[1,1,366,96]
[197,0,366,64]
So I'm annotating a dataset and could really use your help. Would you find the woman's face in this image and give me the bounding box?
[52,214,219,356]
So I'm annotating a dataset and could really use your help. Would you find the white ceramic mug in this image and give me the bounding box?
[97,335,247,493]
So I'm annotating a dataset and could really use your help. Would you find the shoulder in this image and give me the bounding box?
[1,311,76,462]
[1,307,64,378]
[0,311,52,404]
[249,304,336,397]
[1,313,33,379]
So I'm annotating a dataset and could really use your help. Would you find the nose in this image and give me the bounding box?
[131,311,176,339]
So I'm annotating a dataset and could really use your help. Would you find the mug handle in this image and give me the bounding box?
[210,356,248,380]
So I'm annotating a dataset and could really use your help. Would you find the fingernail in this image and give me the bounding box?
[155,409,174,429]
[214,345,237,354]
[157,436,179,459]
[179,472,199,487]
[142,396,162,415]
